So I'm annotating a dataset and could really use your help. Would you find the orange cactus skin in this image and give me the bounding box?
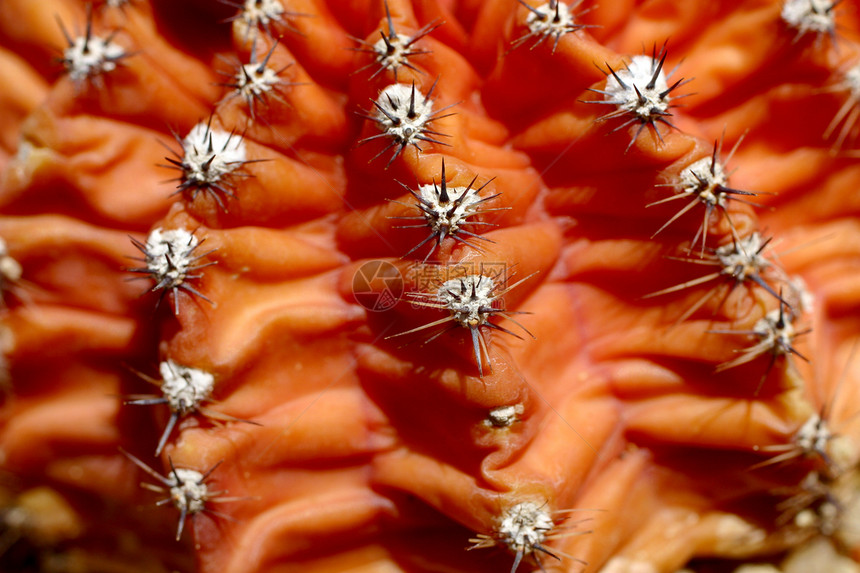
[1,0,860,572]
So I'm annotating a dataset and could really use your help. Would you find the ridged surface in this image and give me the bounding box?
[1,1,860,572]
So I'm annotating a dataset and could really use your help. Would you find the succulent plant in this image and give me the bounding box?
[1,1,859,572]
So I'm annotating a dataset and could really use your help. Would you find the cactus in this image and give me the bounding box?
[1,1,859,572]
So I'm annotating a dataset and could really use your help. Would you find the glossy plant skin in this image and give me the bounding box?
[1,1,860,572]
